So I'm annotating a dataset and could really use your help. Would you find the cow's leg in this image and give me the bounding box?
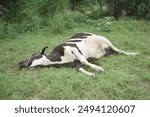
[76,64,95,77]
[72,49,104,72]
[79,68,96,77]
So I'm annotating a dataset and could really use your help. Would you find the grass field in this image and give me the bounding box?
[0,19,150,100]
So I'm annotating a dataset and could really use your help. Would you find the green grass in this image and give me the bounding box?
[0,19,150,100]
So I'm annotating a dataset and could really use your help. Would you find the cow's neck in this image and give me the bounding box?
[45,54,62,65]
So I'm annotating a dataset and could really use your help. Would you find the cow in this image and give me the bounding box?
[18,32,138,77]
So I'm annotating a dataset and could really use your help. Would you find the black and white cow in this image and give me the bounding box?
[18,32,138,77]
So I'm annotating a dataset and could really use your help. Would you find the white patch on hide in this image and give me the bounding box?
[30,55,51,67]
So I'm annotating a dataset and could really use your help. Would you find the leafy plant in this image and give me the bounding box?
[38,0,69,16]
[97,16,115,32]
[0,20,7,39]
[0,21,21,39]
[46,11,93,34]
[47,14,65,34]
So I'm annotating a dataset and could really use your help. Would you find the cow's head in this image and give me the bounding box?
[18,46,49,68]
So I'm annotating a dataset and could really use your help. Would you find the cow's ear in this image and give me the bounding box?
[40,46,48,55]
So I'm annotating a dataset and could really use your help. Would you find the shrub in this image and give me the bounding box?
[0,5,9,19]
[6,23,20,39]
[0,20,6,39]
[38,0,69,16]
[47,14,65,34]
[97,16,115,32]
[46,11,94,34]
[0,20,21,39]
[124,0,150,19]
[138,3,147,18]
[72,11,89,24]
[13,0,69,33]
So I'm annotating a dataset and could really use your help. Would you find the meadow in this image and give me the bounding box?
[0,19,150,100]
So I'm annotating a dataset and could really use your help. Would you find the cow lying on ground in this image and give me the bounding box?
[18,32,138,77]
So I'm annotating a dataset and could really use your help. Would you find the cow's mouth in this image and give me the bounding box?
[18,59,28,68]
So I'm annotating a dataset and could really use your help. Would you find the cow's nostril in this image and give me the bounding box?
[18,59,28,68]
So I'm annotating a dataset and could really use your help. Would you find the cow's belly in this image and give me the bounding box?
[77,39,108,59]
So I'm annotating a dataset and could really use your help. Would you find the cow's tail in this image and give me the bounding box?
[99,36,139,56]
